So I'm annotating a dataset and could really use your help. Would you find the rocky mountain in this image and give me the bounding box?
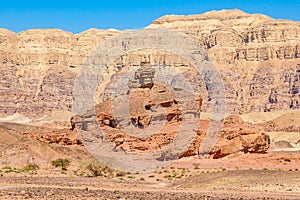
[149,9,300,114]
[0,28,119,119]
[1,9,300,122]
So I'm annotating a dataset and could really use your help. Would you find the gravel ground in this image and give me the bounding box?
[0,170,300,199]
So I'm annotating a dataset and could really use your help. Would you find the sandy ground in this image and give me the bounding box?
[171,151,300,171]
[1,110,300,199]
[240,110,287,124]
[268,132,300,143]
[0,170,300,199]
[1,150,300,200]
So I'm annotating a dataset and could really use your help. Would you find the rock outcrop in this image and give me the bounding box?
[93,68,202,156]
[210,117,270,159]
[23,129,82,145]
[93,81,268,158]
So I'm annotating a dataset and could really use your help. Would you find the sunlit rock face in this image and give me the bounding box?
[1,9,300,121]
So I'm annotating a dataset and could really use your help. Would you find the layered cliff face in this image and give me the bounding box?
[0,28,119,118]
[0,9,300,121]
[149,9,300,114]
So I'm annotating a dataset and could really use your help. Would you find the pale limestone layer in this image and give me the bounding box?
[0,28,120,118]
[149,9,300,114]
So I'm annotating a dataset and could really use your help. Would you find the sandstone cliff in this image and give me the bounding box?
[0,28,119,118]
[0,9,299,120]
[149,9,300,114]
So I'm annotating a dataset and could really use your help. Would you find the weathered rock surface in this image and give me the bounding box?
[149,9,300,114]
[0,28,119,118]
[93,82,268,158]
[193,115,270,159]
[23,129,82,146]
[211,117,270,158]
[0,10,300,120]
[93,73,202,156]
[0,122,90,168]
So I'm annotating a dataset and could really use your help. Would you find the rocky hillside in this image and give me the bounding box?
[149,9,300,113]
[0,28,119,119]
[0,122,90,168]
[0,9,300,120]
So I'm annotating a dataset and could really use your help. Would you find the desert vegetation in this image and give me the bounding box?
[51,158,71,172]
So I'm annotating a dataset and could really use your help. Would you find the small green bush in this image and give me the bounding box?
[51,158,71,171]
[84,159,108,177]
[22,163,40,173]
[79,159,115,177]
[2,166,12,170]
[2,166,15,173]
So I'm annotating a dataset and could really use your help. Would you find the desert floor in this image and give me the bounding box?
[1,166,300,199]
